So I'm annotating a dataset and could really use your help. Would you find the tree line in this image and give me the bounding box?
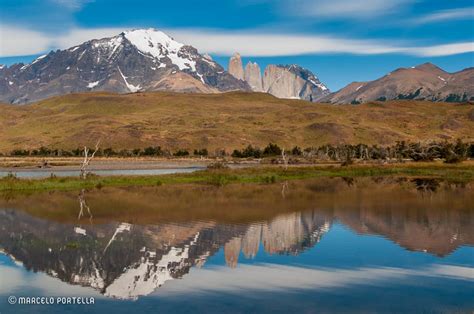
[3,140,474,163]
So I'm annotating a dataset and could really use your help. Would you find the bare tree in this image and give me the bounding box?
[80,140,100,179]
[281,181,289,198]
[77,189,93,221]
[281,148,288,170]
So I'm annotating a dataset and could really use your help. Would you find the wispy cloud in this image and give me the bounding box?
[286,0,414,18]
[243,0,415,19]
[157,264,474,296]
[414,7,474,25]
[168,28,474,57]
[0,25,473,58]
[49,0,94,10]
[403,42,474,57]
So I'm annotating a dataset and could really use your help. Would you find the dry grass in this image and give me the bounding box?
[1,91,473,152]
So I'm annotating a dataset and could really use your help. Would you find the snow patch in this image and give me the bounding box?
[74,227,87,236]
[8,81,13,85]
[87,81,100,88]
[197,72,205,84]
[108,36,123,58]
[117,67,141,92]
[31,54,47,65]
[78,50,86,60]
[202,57,216,67]
[124,28,196,71]
[356,84,364,91]
[308,78,328,91]
[104,222,132,252]
[104,232,201,300]
[70,46,80,52]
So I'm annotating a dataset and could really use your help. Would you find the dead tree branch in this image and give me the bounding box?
[80,140,100,179]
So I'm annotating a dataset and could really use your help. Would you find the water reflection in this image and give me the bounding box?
[0,177,472,302]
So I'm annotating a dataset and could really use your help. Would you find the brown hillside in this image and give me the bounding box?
[0,91,473,152]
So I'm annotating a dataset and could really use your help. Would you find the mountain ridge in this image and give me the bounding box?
[0,28,250,104]
[0,29,472,105]
[323,62,474,104]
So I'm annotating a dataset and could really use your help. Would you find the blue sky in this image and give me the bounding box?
[0,0,473,90]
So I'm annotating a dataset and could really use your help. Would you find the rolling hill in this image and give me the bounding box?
[0,91,473,153]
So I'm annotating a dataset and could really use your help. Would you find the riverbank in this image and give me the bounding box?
[1,162,473,192]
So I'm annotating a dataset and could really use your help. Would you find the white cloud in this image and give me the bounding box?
[414,7,474,25]
[158,263,474,296]
[49,0,94,10]
[0,25,472,59]
[0,25,52,57]
[403,42,474,57]
[166,29,403,56]
[243,0,415,18]
[287,0,414,18]
[166,29,474,57]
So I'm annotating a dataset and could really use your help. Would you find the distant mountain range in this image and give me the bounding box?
[0,28,472,104]
[322,63,474,104]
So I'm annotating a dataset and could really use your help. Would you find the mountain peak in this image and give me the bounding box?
[414,62,445,73]
[121,28,196,71]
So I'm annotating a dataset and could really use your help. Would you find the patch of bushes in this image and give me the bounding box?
[173,149,190,157]
[194,149,208,156]
[5,139,473,163]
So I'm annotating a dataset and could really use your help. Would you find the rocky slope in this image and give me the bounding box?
[263,64,329,101]
[323,63,474,104]
[0,28,250,104]
[228,53,330,102]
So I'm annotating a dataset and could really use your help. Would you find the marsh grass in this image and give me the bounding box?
[0,163,473,192]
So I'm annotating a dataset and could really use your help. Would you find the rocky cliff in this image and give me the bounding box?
[244,62,263,92]
[263,64,329,102]
[228,53,330,102]
[228,52,244,81]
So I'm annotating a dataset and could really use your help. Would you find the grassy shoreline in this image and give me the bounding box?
[1,162,473,192]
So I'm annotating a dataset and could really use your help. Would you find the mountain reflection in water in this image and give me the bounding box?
[0,177,472,302]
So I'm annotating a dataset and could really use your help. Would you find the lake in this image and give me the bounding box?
[0,177,473,313]
[0,167,204,179]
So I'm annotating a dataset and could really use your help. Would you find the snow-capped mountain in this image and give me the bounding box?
[0,207,333,299]
[0,28,250,104]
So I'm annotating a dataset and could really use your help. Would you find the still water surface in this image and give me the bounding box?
[0,167,204,178]
[0,177,472,313]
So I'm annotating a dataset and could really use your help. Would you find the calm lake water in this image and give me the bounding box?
[0,177,473,313]
[0,167,204,179]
